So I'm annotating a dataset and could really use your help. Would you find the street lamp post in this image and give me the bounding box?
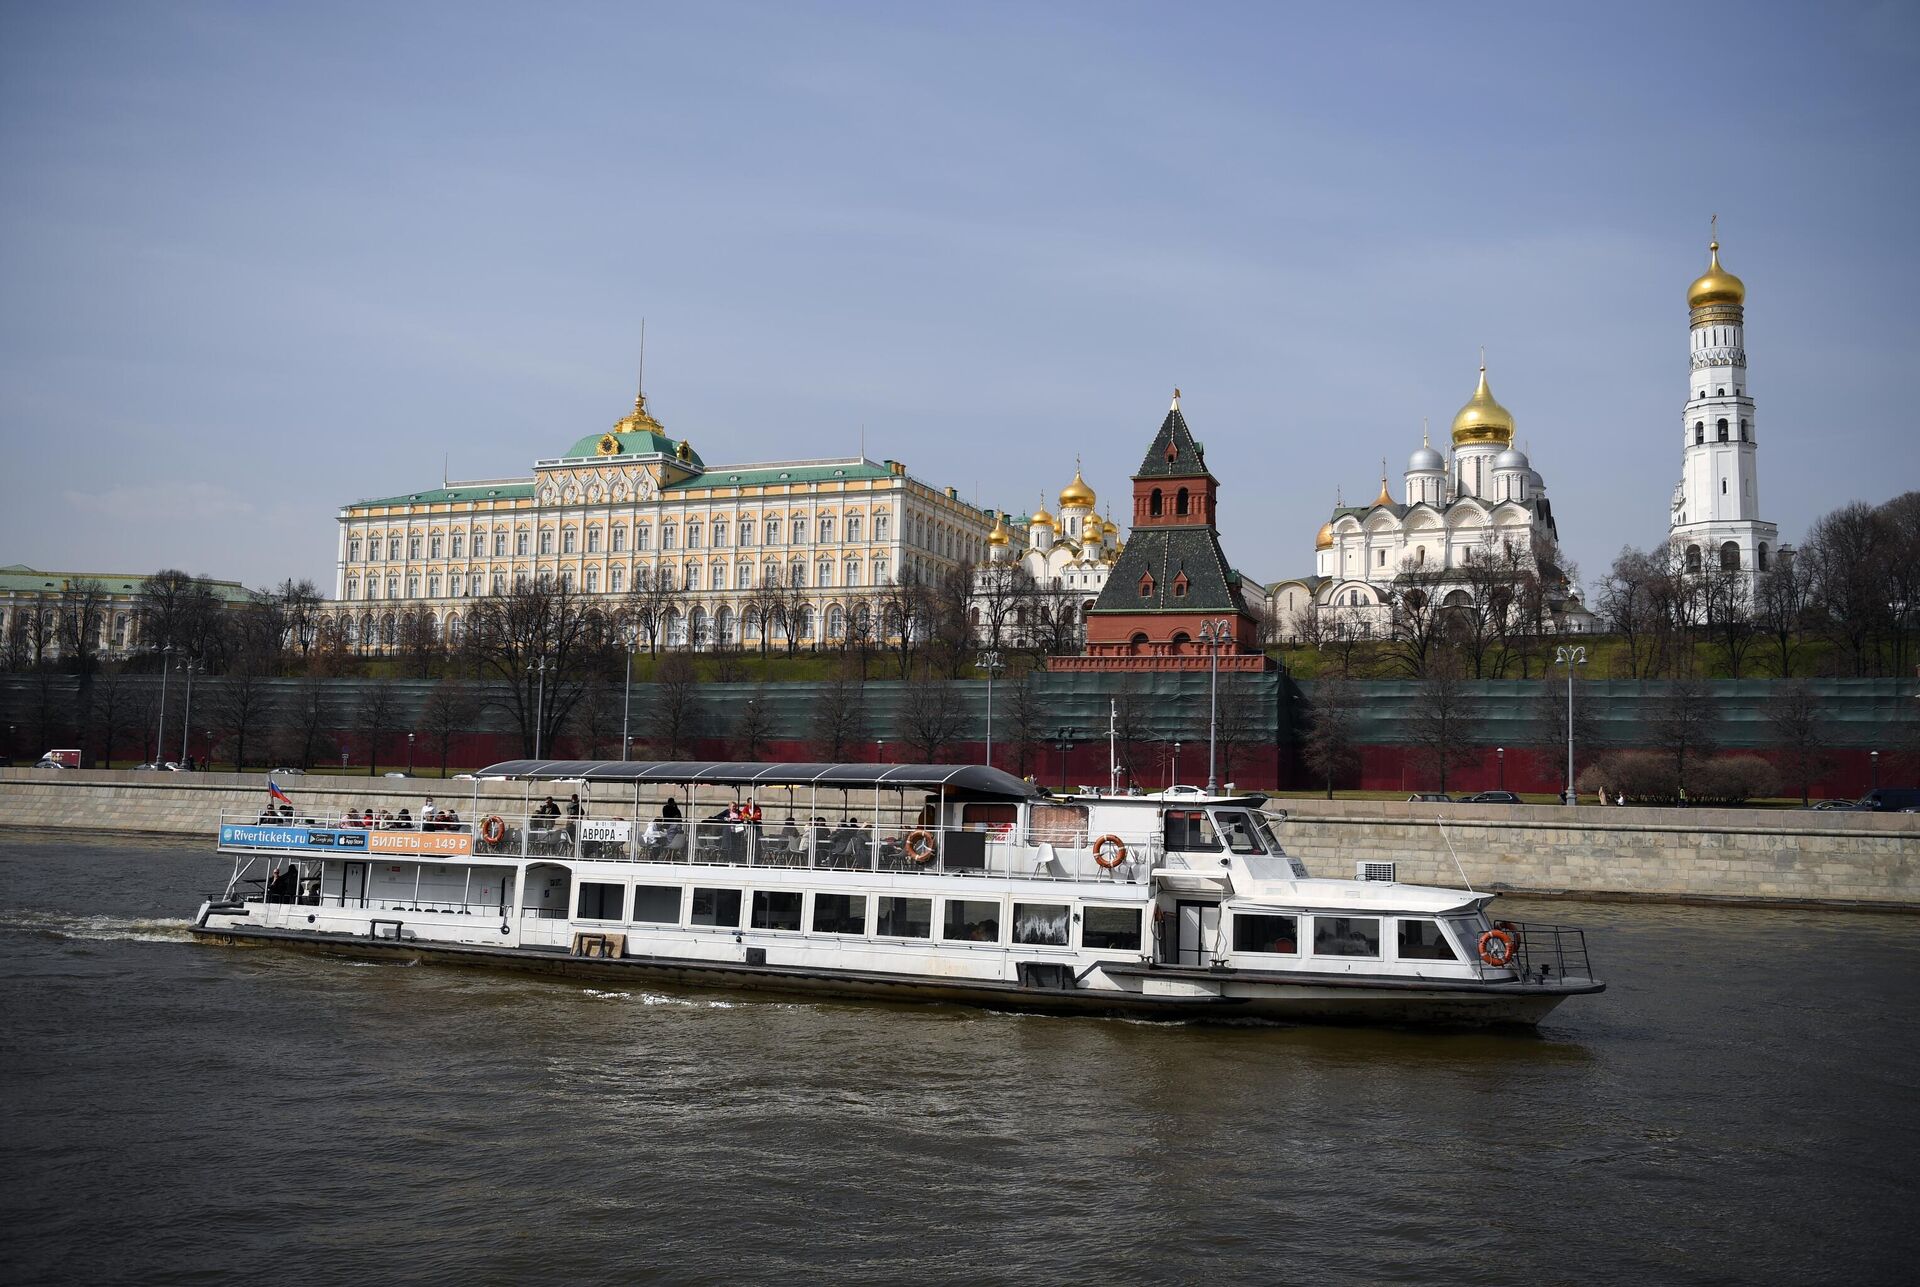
[529,657,550,759]
[1871,749,1880,792]
[1055,727,1073,790]
[979,650,1003,769]
[620,628,640,762]
[154,644,174,764]
[1553,645,1587,805]
[1172,740,1182,791]
[1498,746,1505,790]
[1197,618,1232,791]
[178,659,198,769]
[407,732,416,776]
[876,738,886,766]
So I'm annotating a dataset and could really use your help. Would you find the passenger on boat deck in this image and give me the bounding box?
[395,808,413,830]
[661,798,682,821]
[421,796,437,824]
[266,863,299,903]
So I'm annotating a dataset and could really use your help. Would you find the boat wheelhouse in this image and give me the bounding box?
[194,760,1602,1026]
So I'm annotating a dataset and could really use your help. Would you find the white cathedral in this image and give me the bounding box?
[1267,362,1586,640]
[1268,231,1780,641]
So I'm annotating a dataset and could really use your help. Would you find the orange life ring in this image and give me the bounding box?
[1478,927,1516,967]
[905,829,937,864]
[479,815,506,845]
[1092,834,1128,869]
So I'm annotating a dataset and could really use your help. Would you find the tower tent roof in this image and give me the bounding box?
[1134,401,1213,480]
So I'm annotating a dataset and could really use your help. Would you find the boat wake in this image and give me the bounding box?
[1,909,196,945]
[583,987,741,1009]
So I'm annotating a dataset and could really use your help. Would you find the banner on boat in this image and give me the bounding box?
[218,824,369,852]
[369,830,474,857]
[579,819,631,843]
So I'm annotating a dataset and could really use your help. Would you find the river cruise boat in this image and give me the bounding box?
[192,760,1603,1026]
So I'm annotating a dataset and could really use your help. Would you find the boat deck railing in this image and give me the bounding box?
[216,812,1163,884]
[1507,922,1597,984]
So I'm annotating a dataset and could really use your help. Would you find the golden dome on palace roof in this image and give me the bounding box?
[1315,520,1334,550]
[1451,363,1515,448]
[1687,239,1746,309]
[1058,469,1096,509]
[987,515,1010,546]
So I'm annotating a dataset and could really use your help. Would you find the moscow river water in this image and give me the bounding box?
[2,835,1917,1286]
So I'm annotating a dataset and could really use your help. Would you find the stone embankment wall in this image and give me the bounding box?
[1272,799,1919,909]
[2,770,1915,908]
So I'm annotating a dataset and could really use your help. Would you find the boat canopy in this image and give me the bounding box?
[472,759,1035,803]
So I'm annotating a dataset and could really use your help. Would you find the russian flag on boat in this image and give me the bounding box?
[267,778,292,806]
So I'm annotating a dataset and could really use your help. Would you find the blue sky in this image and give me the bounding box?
[3,1,1916,593]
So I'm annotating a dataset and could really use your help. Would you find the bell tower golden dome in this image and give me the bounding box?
[1450,361,1515,448]
[1687,222,1746,316]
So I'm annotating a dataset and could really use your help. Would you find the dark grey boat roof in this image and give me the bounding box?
[473,760,1035,801]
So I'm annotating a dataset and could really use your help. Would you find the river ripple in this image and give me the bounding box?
[1,836,1916,1285]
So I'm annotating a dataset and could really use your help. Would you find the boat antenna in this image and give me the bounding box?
[1434,816,1476,894]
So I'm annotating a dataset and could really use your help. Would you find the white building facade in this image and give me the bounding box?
[332,390,997,649]
[1268,364,1585,640]
[971,468,1124,645]
[1668,232,1778,581]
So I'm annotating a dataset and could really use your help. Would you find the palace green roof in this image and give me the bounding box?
[0,564,252,601]
[350,483,536,508]
[666,460,895,490]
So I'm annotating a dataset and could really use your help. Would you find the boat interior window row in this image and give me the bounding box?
[570,879,1142,951]
[1229,910,1464,962]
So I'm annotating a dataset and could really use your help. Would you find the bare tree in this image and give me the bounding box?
[1753,551,1815,678]
[648,652,704,757]
[275,578,323,661]
[283,674,335,770]
[926,562,980,678]
[417,677,476,776]
[1003,668,1048,778]
[1301,676,1360,799]
[1210,673,1265,788]
[1299,606,1374,680]
[1766,679,1830,805]
[463,581,617,756]
[3,608,30,672]
[355,682,402,776]
[896,672,968,762]
[209,663,277,771]
[1801,501,1893,676]
[878,574,932,679]
[1406,657,1480,795]
[1384,566,1447,679]
[973,561,1035,651]
[1697,559,1758,678]
[732,683,776,761]
[1598,546,1667,679]
[1110,678,1156,790]
[623,564,682,656]
[809,662,867,760]
[1649,676,1719,788]
[395,606,442,679]
[1881,491,1920,675]
[58,578,110,677]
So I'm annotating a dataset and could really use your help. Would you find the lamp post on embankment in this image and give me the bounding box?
[620,627,640,762]
[979,650,1003,770]
[529,657,550,759]
[1198,617,1232,792]
[1554,645,1586,805]
[154,644,174,764]
[177,659,198,769]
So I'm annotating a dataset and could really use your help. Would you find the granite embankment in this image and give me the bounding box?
[2,770,1915,908]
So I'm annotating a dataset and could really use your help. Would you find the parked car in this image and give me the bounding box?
[451,773,476,781]
[1804,798,1856,811]
[1460,790,1523,804]
[383,771,411,779]
[32,758,68,769]
[1407,792,1452,803]
[1852,788,1920,813]
[134,761,182,772]
[271,767,306,776]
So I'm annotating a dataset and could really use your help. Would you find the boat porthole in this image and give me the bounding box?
[307,914,316,924]
[501,925,511,935]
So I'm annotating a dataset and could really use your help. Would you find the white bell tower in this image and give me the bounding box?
[1669,223,1777,581]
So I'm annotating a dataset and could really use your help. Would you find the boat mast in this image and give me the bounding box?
[1108,699,1118,795]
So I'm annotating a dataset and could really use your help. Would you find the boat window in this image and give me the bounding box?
[630,885,681,924]
[1312,916,1380,958]
[942,899,1001,943]
[962,802,1020,833]
[876,896,932,939]
[1164,809,1220,852]
[1012,902,1070,946]
[690,887,742,928]
[1397,919,1458,961]
[1250,811,1284,854]
[1448,915,1490,957]
[812,893,867,935]
[1028,802,1088,847]
[1081,906,1141,951]
[1215,811,1266,854]
[577,882,625,921]
[751,890,803,932]
[1233,913,1298,954]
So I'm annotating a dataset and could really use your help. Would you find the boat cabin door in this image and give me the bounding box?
[339,861,368,909]
[1170,899,1219,966]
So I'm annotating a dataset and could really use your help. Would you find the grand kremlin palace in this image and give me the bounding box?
[333,391,1002,648]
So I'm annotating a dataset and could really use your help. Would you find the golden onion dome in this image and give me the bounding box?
[986,515,1010,547]
[1315,521,1334,550]
[1687,239,1746,309]
[1029,505,1054,528]
[1451,363,1515,448]
[1058,469,1096,509]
